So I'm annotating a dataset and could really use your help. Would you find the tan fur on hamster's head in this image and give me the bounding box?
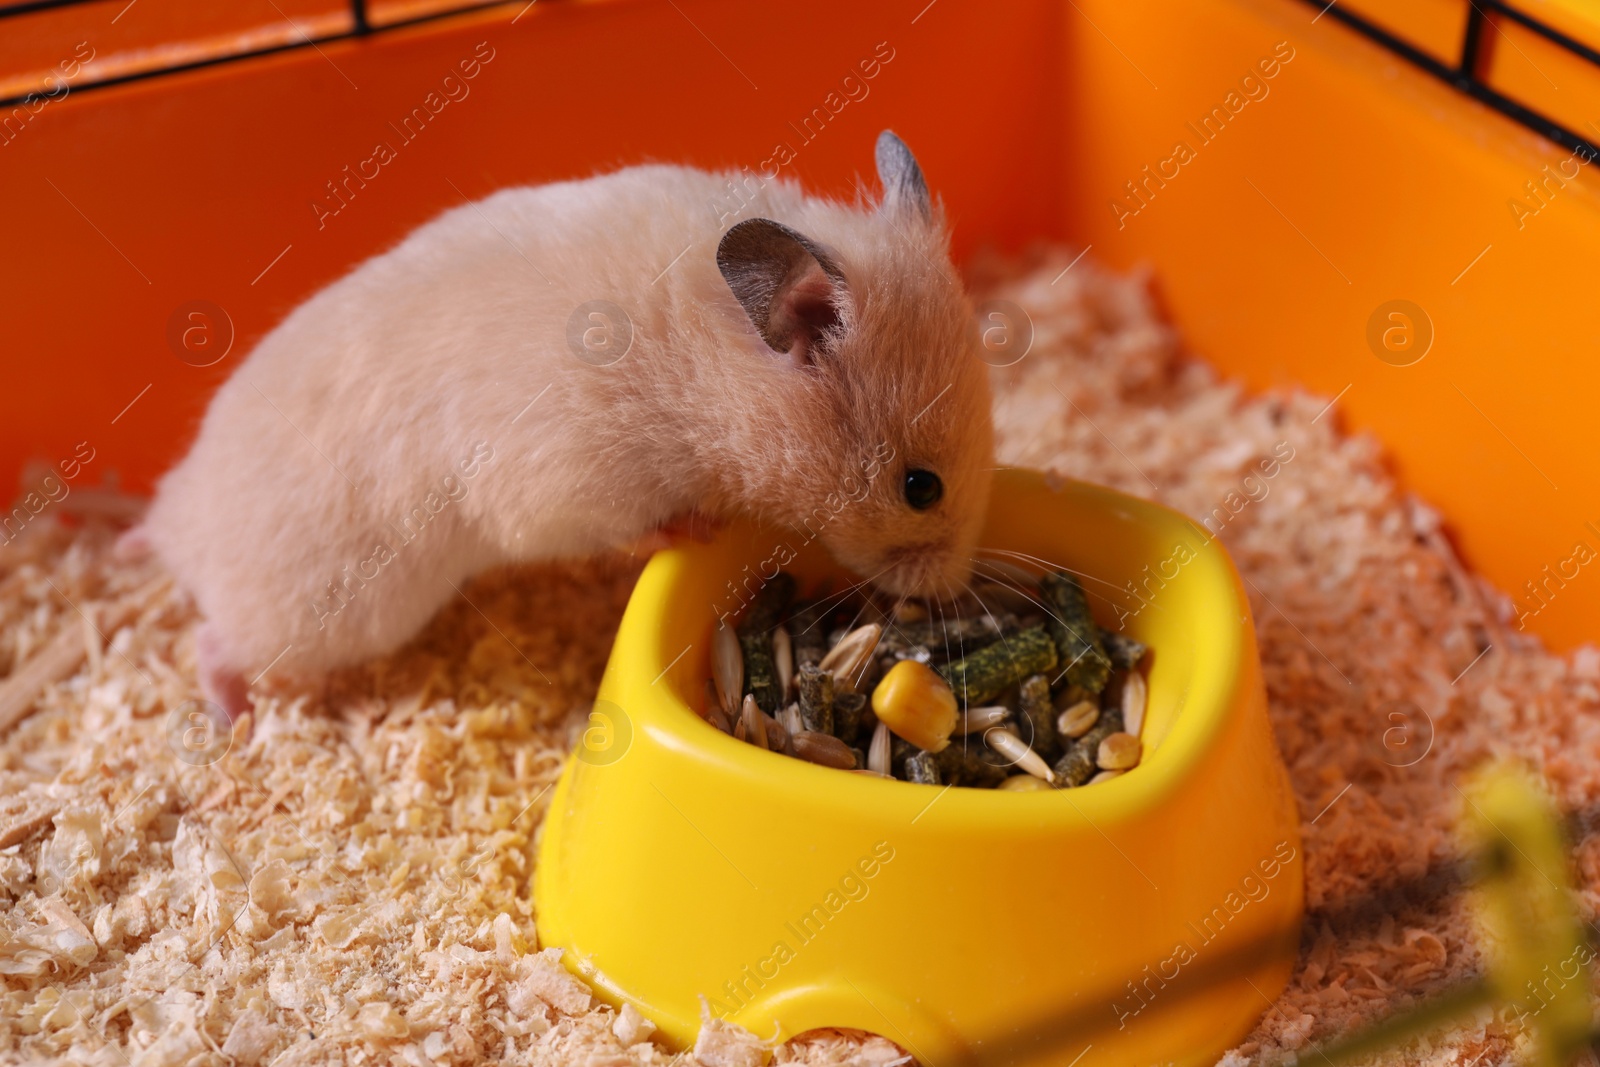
[716,131,995,605]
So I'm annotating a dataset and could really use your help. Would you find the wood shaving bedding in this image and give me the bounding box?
[2,247,1596,1066]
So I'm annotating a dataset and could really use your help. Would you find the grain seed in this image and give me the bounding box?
[1056,700,1100,738]
[818,623,883,692]
[741,695,768,751]
[1097,731,1141,770]
[792,730,858,769]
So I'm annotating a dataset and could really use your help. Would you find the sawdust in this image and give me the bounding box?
[2,247,1596,1066]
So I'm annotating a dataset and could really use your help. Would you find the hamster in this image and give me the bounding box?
[138,130,995,718]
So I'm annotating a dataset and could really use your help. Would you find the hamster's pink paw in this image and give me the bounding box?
[629,511,723,557]
[657,510,723,544]
[113,525,152,561]
[196,623,252,722]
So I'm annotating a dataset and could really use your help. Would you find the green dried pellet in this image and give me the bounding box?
[1102,631,1148,671]
[795,664,834,734]
[1039,572,1111,693]
[905,751,941,785]
[741,632,781,713]
[1053,707,1125,788]
[894,616,1012,654]
[1017,673,1061,762]
[935,741,1008,788]
[737,573,797,637]
[1053,746,1096,787]
[833,691,868,746]
[938,626,1058,706]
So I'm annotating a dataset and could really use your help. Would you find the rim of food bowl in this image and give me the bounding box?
[604,469,1250,826]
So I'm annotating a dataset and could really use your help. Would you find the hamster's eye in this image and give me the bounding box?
[903,469,943,511]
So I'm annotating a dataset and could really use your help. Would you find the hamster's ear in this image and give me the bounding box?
[717,217,849,361]
[875,130,930,221]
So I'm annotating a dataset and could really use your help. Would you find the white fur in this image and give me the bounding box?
[143,152,994,696]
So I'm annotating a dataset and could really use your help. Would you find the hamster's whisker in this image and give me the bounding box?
[795,566,893,637]
[973,546,1130,598]
[965,559,1060,619]
[969,551,1150,627]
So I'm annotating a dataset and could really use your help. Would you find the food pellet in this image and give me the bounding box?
[938,625,1058,706]
[1039,571,1112,693]
[705,570,1153,790]
[904,751,941,784]
[795,664,834,735]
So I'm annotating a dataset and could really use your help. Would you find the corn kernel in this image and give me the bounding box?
[871,660,958,753]
[999,774,1051,792]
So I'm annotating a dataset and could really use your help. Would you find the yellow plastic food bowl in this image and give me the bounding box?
[534,469,1303,1066]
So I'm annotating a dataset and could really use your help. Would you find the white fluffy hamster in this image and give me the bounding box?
[138,131,994,717]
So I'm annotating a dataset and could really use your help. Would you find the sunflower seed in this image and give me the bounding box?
[985,727,1054,783]
[792,730,857,769]
[780,702,803,738]
[818,623,882,692]
[868,721,891,775]
[712,623,742,716]
[957,706,1010,734]
[707,706,733,734]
